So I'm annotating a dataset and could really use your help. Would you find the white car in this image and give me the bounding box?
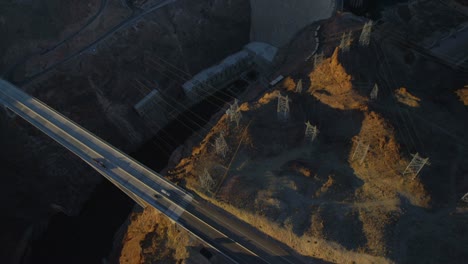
[161,189,170,197]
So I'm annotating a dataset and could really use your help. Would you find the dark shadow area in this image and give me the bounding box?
[29,79,248,264]
[344,0,408,19]
[131,84,245,172]
[30,178,134,264]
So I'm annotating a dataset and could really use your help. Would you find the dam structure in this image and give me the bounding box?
[249,0,337,47]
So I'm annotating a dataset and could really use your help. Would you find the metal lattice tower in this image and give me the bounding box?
[359,20,373,47]
[461,193,468,203]
[314,52,324,68]
[226,108,242,127]
[232,110,242,127]
[230,98,239,112]
[339,32,352,52]
[304,121,319,143]
[226,99,242,127]
[351,138,370,165]
[199,169,215,191]
[277,94,290,121]
[403,153,430,179]
[296,79,303,93]
[215,132,229,158]
[370,83,379,100]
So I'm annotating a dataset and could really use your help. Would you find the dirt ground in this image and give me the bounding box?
[167,6,468,264]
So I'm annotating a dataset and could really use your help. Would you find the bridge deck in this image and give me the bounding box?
[0,80,305,264]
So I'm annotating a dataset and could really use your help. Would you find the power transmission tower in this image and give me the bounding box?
[339,32,352,52]
[226,108,242,127]
[199,169,215,192]
[351,138,370,165]
[215,132,228,158]
[314,52,324,68]
[232,110,242,127]
[370,83,379,100]
[359,20,373,47]
[403,153,430,179]
[296,79,303,93]
[461,193,468,203]
[304,121,319,143]
[277,93,290,121]
[230,98,239,112]
[226,99,242,127]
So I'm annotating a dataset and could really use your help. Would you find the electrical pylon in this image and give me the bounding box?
[351,138,370,165]
[215,132,228,158]
[370,83,379,100]
[403,153,430,179]
[277,93,290,121]
[199,169,215,191]
[226,99,242,127]
[314,52,324,68]
[304,121,319,143]
[295,79,303,93]
[359,20,373,47]
[461,193,468,203]
[339,32,352,52]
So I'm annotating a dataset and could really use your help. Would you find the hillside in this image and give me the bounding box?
[117,8,468,263]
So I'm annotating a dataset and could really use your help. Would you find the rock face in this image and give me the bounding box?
[131,7,468,264]
[0,0,250,263]
[249,0,335,47]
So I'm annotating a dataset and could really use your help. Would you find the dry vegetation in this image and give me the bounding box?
[119,4,468,263]
[118,207,192,264]
[308,47,368,110]
[455,86,468,105]
[165,22,468,261]
[394,87,421,107]
[168,53,415,262]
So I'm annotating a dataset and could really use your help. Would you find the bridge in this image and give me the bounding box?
[0,80,304,264]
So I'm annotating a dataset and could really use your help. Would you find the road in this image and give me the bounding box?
[0,80,307,264]
[17,0,176,86]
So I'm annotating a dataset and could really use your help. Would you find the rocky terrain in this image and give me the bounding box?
[2,0,468,263]
[116,3,468,263]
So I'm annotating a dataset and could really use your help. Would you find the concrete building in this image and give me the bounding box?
[182,51,253,103]
[134,89,168,126]
[243,42,278,74]
[182,41,281,103]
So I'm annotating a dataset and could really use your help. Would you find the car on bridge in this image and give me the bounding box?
[92,158,107,169]
[161,189,170,197]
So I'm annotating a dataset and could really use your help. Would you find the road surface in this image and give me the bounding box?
[0,80,308,264]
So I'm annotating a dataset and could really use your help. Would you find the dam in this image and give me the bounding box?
[249,0,337,47]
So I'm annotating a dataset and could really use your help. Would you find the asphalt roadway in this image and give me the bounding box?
[0,80,308,264]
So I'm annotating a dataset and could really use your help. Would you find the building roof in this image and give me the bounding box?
[183,50,251,92]
[243,42,278,63]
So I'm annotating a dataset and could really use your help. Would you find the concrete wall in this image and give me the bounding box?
[249,0,336,47]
